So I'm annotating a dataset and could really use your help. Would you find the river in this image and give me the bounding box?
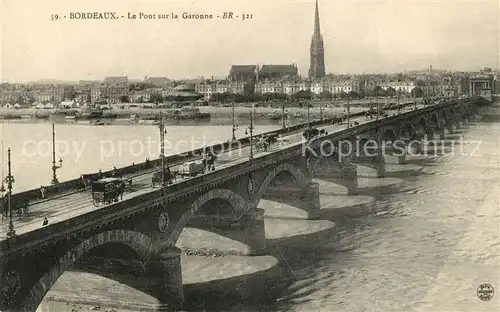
[271,109,500,312]
[5,107,499,312]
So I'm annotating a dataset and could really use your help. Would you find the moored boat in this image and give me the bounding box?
[167,107,210,120]
[268,109,288,120]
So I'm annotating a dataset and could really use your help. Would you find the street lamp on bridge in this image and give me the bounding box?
[397,91,401,115]
[231,101,237,141]
[281,100,286,129]
[306,102,311,128]
[345,95,351,129]
[158,112,168,187]
[248,104,255,161]
[51,124,63,185]
[3,148,16,238]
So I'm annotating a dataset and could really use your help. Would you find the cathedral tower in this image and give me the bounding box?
[309,0,326,79]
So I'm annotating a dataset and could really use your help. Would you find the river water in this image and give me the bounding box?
[4,108,499,312]
[271,114,500,312]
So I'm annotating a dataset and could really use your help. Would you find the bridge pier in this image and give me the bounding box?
[264,182,322,219]
[352,154,385,178]
[187,208,266,255]
[340,165,359,195]
[447,123,454,134]
[426,130,435,142]
[146,247,184,310]
[314,164,359,195]
[384,140,409,164]
[300,182,321,219]
[436,128,446,140]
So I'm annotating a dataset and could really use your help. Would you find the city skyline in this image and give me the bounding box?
[1,0,499,83]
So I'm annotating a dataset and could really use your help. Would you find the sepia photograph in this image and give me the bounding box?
[0,0,499,311]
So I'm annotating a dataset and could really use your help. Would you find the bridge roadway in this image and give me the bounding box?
[0,104,428,241]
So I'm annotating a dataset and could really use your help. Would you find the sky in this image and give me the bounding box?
[0,0,499,82]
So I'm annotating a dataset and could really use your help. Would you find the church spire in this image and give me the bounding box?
[309,0,325,79]
[314,0,321,35]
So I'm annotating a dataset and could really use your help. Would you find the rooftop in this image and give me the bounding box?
[259,65,298,74]
[230,65,257,73]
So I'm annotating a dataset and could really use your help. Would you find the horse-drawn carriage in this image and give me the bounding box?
[91,178,127,207]
[332,116,343,124]
[303,128,320,140]
[79,171,132,192]
[0,195,29,218]
[255,134,279,151]
[178,160,206,178]
[151,167,177,187]
[77,173,101,191]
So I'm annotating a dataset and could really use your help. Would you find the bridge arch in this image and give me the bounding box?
[309,151,356,193]
[255,162,308,202]
[400,124,414,139]
[21,230,154,312]
[166,188,248,246]
[449,106,457,119]
[358,137,370,147]
[310,147,343,175]
[430,112,439,127]
[377,128,397,144]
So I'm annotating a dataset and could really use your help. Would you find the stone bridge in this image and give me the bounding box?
[0,97,486,311]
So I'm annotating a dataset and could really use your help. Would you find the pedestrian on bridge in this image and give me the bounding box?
[112,167,117,177]
[40,186,47,199]
[42,217,49,226]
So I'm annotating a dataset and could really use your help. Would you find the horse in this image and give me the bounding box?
[264,134,278,145]
[255,139,269,151]
[117,181,126,201]
[76,179,88,191]
[77,173,99,191]
[303,128,320,140]
[1,198,29,218]
[206,155,217,171]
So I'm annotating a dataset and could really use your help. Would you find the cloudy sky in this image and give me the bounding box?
[0,0,498,82]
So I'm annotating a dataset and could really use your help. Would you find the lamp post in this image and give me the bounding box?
[231,101,236,141]
[319,104,323,121]
[51,124,63,185]
[249,104,254,160]
[346,96,350,129]
[397,92,401,114]
[4,148,15,237]
[158,112,167,186]
[281,100,286,129]
[307,103,311,128]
